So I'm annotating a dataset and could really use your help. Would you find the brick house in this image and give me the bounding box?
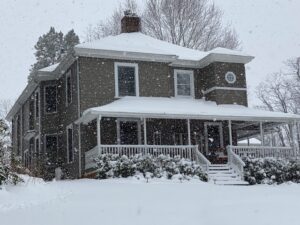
[6,13,300,182]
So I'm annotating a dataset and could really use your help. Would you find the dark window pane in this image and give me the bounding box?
[35,138,39,157]
[45,135,58,165]
[118,66,136,96]
[45,86,57,113]
[120,121,138,145]
[66,72,72,104]
[29,99,34,130]
[35,92,39,118]
[68,128,73,162]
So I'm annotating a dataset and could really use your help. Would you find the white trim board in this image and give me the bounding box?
[203,87,247,95]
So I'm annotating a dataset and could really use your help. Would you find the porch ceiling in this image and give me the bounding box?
[77,97,300,124]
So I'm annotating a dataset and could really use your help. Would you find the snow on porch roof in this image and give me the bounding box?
[78,97,300,124]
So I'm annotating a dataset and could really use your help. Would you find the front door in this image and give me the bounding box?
[204,122,223,155]
[119,120,139,145]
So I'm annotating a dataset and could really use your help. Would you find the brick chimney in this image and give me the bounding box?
[121,10,141,33]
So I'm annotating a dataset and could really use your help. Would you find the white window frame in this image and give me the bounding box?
[114,62,139,98]
[44,84,58,114]
[174,69,194,98]
[225,71,237,84]
[66,124,74,163]
[65,70,72,106]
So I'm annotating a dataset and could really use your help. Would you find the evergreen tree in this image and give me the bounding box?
[31,27,80,73]
[63,29,80,55]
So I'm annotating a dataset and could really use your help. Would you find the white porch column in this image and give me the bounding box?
[260,121,264,146]
[291,121,299,156]
[187,119,191,145]
[97,115,101,153]
[228,120,233,146]
[143,118,147,145]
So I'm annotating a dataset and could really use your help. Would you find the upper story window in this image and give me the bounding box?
[114,62,139,97]
[35,91,39,118]
[29,97,34,130]
[44,85,57,113]
[225,71,236,84]
[174,70,194,97]
[66,70,72,106]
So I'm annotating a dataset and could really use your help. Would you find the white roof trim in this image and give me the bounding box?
[203,87,247,95]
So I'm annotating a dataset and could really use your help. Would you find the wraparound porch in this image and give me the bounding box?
[77,97,300,178]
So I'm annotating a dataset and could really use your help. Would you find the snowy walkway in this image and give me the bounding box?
[1,177,300,225]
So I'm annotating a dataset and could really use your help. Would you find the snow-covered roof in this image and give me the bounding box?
[79,97,300,124]
[75,32,253,65]
[38,63,60,72]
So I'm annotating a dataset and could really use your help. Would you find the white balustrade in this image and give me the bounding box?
[230,146,295,159]
[85,144,210,171]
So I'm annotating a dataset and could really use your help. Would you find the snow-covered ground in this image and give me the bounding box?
[1,176,300,225]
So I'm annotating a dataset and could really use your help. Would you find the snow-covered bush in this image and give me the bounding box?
[0,161,22,187]
[94,154,208,182]
[244,157,300,185]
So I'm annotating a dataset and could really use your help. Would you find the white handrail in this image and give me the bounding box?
[227,146,245,179]
[194,148,211,171]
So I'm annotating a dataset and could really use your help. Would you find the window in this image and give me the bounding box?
[44,85,57,113]
[174,70,194,97]
[16,115,21,156]
[225,71,236,84]
[29,138,34,166]
[115,63,139,97]
[153,131,162,145]
[45,135,58,165]
[24,150,29,168]
[174,133,188,145]
[29,98,35,130]
[35,91,39,118]
[66,70,72,105]
[35,137,40,158]
[67,125,74,163]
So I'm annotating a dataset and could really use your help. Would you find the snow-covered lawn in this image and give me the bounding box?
[1,177,300,225]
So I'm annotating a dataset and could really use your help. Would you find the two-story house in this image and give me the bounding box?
[6,12,300,181]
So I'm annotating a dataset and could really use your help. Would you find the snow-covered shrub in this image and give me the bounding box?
[0,161,22,187]
[94,154,208,182]
[243,157,300,185]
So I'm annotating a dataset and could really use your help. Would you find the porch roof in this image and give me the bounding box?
[78,97,300,124]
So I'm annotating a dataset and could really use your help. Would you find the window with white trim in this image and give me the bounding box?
[44,85,57,113]
[45,134,58,164]
[35,91,39,118]
[67,125,74,163]
[174,70,194,97]
[115,63,139,97]
[153,131,162,145]
[66,70,72,105]
[225,71,236,84]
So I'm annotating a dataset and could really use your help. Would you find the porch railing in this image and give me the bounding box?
[227,146,245,179]
[231,145,296,159]
[85,145,210,171]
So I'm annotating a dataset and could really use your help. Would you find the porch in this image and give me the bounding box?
[77,97,300,177]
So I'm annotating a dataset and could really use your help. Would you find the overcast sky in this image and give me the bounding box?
[0,0,300,106]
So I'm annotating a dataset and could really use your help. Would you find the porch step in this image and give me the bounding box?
[207,164,248,185]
